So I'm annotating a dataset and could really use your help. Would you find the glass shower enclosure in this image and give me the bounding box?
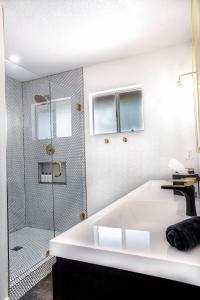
[6,69,86,299]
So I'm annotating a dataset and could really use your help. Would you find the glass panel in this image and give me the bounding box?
[50,74,86,237]
[6,78,55,284]
[5,59,85,297]
[119,90,143,132]
[55,99,72,137]
[93,94,117,134]
[35,103,51,140]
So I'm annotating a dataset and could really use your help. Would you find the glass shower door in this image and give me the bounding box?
[49,70,87,236]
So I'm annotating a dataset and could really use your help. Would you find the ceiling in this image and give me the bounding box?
[1,0,192,81]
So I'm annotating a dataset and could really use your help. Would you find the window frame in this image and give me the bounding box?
[89,85,144,136]
[32,96,72,140]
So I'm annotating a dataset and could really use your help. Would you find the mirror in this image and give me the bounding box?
[192,0,200,151]
[1,0,197,298]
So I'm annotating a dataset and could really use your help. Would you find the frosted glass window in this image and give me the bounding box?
[119,90,143,132]
[55,101,71,137]
[93,94,117,134]
[36,104,51,140]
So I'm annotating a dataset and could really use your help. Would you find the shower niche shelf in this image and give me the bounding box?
[38,161,66,185]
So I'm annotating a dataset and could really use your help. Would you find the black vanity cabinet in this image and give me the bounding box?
[52,257,200,299]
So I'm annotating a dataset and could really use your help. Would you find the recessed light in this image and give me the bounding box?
[9,55,20,63]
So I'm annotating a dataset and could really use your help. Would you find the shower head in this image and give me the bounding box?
[34,95,49,103]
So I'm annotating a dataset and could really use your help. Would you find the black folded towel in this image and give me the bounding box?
[166,217,200,251]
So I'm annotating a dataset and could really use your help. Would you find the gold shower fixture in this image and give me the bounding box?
[51,161,62,177]
[34,95,50,103]
[46,144,55,155]
[123,137,128,143]
[80,212,86,221]
[46,250,52,257]
[177,72,196,86]
[104,138,109,144]
[76,103,82,111]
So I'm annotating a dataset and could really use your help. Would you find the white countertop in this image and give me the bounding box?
[50,180,200,286]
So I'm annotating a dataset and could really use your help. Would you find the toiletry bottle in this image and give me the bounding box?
[46,173,50,183]
[41,172,45,183]
[48,173,52,183]
[46,173,49,183]
[47,173,51,183]
[44,173,48,183]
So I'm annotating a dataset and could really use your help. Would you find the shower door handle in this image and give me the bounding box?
[51,161,62,177]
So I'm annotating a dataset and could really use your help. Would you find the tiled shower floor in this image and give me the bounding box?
[9,227,56,281]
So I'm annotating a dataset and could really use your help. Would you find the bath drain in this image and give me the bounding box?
[11,246,23,251]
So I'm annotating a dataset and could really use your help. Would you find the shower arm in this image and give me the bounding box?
[51,161,62,177]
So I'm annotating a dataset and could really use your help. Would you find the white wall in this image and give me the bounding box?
[84,43,198,216]
[0,7,8,300]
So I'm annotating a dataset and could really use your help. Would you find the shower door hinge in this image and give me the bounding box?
[46,250,52,257]
[76,103,82,112]
[80,212,86,221]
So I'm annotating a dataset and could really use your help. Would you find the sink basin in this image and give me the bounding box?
[95,200,184,231]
